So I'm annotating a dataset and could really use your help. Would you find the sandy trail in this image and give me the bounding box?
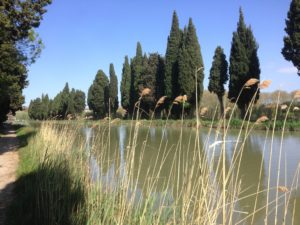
[0,128,19,225]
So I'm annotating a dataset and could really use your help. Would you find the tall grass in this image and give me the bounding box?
[7,92,300,224]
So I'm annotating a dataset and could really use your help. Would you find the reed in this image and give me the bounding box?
[6,89,300,225]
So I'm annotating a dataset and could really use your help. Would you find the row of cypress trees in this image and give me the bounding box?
[120,9,260,119]
[28,9,261,120]
[28,83,85,120]
[120,12,205,118]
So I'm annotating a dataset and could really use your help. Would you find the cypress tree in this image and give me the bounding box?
[130,42,143,113]
[282,0,300,76]
[109,63,119,115]
[228,9,260,118]
[208,46,228,117]
[178,18,204,114]
[73,90,86,115]
[120,56,131,112]
[59,83,72,118]
[88,70,109,118]
[165,11,182,99]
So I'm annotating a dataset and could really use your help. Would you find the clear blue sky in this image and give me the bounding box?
[24,0,299,105]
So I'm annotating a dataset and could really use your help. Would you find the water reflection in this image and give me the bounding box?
[83,125,300,224]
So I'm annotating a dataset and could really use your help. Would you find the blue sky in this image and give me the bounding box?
[24,0,299,105]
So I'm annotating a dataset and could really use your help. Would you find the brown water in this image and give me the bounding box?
[84,125,300,224]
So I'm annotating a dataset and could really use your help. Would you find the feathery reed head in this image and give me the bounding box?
[294,90,300,99]
[278,186,289,193]
[281,104,288,110]
[255,116,269,124]
[156,96,167,106]
[259,80,272,89]
[173,95,187,104]
[200,107,208,116]
[244,78,259,88]
[140,88,151,97]
[224,106,231,114]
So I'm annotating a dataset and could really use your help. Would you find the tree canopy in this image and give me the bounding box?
[208,46,228,116]
[282,0,300,76]
[228,8,261,118]
[0,0,52,122]
[88,70,109,118]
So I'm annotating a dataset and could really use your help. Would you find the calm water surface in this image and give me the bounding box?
[84,125,300,224]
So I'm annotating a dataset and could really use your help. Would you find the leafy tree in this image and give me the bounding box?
[178,18,204,115]
[208,46,228,116]
[228,9,261,118]
[0,0,51,122]
[165,11,182,99]
[120,56,131,112]
[282,0,300,76]
[109,63,119,115]
[88,70,109,118]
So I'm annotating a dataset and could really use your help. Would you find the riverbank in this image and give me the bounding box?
[86,118,300,132]
[4,122,299,224]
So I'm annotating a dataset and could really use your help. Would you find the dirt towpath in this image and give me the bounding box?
[0,127,19,225]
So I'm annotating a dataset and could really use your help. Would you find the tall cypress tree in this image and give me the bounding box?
[120,56,131,112]
[109,63,119,115]
[208,46,228,117]
[130,42,143,113]
[228,8,260,118]
[178,18,204,113]
[165,11,182,99]
[88,70,109,118]
[282,0,300,76]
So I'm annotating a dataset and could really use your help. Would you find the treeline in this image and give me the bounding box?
[119,9,260,119]
[28,83,85,120]
[120,12,204,118]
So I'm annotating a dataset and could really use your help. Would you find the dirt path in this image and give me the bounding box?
[0,128,19,225]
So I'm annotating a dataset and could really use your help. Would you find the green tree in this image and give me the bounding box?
[139,53,165,116]
[88,70,109,118]
[0,0,51,122]
[282,0,300,76]
[73,90,86,115]
[59,83,74,118]
[165,11,182,99]
[208,46,228,117]
[228,9,261,118]
[178,18,204,115]
[109,63,119,116]
[120,56,131,113]
[130,42,143,113]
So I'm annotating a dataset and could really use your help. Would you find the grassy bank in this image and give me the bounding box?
[88,118,300,132]
[6,120,300,224]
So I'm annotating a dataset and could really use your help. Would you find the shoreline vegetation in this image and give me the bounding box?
[6,115,300,224]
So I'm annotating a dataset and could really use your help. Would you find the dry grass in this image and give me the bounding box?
[7,79,300,224]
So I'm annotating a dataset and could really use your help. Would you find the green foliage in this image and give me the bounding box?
[72,89,86,115]
[208,46,228,115]
[228,8,261,118]
[120,56,131,111]
[0,0,51,122]
[109,63,119,115]
[28,84,85,120]
[282,0,300,76]
[165,11,182,99]
[88,70,109,118]
[178,18,204,112]
[130,42,144,112]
